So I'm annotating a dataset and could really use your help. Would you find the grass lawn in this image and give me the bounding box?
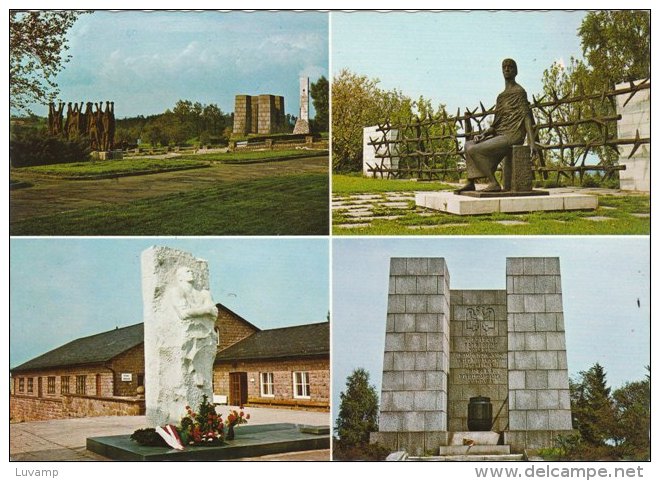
[12,158,210,179]
[190,149,327,164]
[332,175,650,235]
[332,174,455,194]
[10,173,329,236]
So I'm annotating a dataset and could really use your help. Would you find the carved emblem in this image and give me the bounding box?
[466,306,495,335]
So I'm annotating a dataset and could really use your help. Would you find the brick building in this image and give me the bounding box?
[10,304,329,422]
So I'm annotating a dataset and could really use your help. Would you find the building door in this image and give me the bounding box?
[96,374,102,396]
[229,372,248,406]
[37,377,43,397]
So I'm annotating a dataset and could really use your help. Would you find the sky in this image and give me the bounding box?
[10,238,329,368]
[331,10,587,114]
[22,10,328,118]
[332,237,650,423]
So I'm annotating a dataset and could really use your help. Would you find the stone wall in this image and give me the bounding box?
[213,357,329,410]
[10,395,64,422]
[10,394,144,422]
[504,257,573,451]
[449,290,508,432]
[216,305,259,351]
[616,80,650,192]
[372,257,451,455]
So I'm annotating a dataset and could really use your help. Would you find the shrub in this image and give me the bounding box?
[10,127,90,167]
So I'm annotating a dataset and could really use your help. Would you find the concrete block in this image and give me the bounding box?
[403,371,425,391]
[392,352,416,371]
[413,391,438,411]
[509,410,527,430]
[386,314,395,331]
[514,275,536,294]
[515,390,538,410]
[556,313,565,331]
[426,372,445,391]
[558,390,571,409]
[535,313,557,332]
[543,258,560,275]
[428,258,446,276]
[415,192,500,215]
[525,332,547,351]
[535,276,557,294]
[557,351,568,369]
[507,258,524,275]
[370,432,398,449]
[524,294,545,312]
[426,333,442,351]
[417,276,438,294]
[427,295,446,314]
[548,370,569,389]
[526,371,548,389]
[415,352,438,371]
[389,276,396,293]
[512,313,535,331]
[508,295,525,313]
[509,370,525,390]
[546,332,566,350]
[402,411,425,431]
[538,390,560,409]
[548,410,573,430]
[394,314,416,332]
[378,412,402,432]
[404,332,427,351]
[562,194,598,210]
[452,305,467,321]
[382,372,405,391]
[405,295,427,313]
[536,351,558,370]
[380,392,394,410]
[390,258,407,275]
[508,332,526,350]
[426,430,450,448]
[392,391,415,410]
[514,351,537,370]
[545,294,563,313]
[385,333,405,351]
[388,295,406,313]
[395,276,417,294]
[399,432,426,456]
[415,314,438,332]
[383,352,394,371]
[527,411,549,430]
[500,195,564,213]
[406,258,428,275]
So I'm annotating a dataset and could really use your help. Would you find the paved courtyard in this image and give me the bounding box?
[10,406,331,461]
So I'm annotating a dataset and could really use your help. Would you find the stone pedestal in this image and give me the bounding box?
[92,150,124,161]
[503,145,534,192]
[616,79,650,192]
[293,77,310,134]
[363,126,399,178]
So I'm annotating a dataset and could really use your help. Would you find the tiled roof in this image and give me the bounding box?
[215,322,329,362]
[11,323,144,373]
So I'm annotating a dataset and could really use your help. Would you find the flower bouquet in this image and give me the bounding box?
[225,407,250,440]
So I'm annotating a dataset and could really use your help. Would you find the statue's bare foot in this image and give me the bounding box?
[482,182,502,192]
[456,181,476,193]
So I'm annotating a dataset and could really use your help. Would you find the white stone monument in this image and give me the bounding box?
[616,79,650,192]
[363,126,399,177]
[293,76,311,134]
[141,246,219,427]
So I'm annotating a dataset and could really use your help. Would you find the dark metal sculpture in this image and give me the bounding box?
[457,59,537,193]
[48,100,116,151]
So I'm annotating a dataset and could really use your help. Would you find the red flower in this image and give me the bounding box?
[246,413,250,420]
[239,411,244,417]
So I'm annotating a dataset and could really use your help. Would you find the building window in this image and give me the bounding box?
[27,378,34,393]
[214,327,220,346]
[76,375,87,395]
[292,371,310,399]
[19,378,24,392]
[47,377,56,394]
[137,374,144,387]
[61,376,70,394]
[260,372,274,397]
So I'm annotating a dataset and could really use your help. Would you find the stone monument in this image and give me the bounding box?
[371,257,573,456]
[232,94,285,135]
[293,76,311,134]
[141,246,219,427]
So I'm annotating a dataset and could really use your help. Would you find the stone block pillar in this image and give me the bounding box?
[293,76,311,134]
[232,95,252,134]
[363,126,399,178]
[503,145,534,192]
[371,257,450,455]
[616,79,650,192]
[504,257,573,451]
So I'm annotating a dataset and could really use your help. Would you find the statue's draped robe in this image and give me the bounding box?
[466,84,531,179]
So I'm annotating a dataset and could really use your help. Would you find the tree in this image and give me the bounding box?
[335,368,379,447]
[10,11,85,113]
[612,366,650,459]
[570,363,616,446]
[310,75,329,132]
[332,69,415,172]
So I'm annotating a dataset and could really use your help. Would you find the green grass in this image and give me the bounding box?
[13,158,210,178]
[333,193,650,235]
[10,174,329,235]
[332,174,455,194]
[189,149,327,163]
